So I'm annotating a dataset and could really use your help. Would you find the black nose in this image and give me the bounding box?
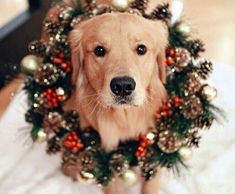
[110,76,136,97]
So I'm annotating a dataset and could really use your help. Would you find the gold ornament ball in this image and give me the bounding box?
[77,171,95,185]
[112,0,129,11]
[21,55,41,75]
[121,169,137,186]
[37,129,47,143]
[179,147,192,161]
[201,84,217,101]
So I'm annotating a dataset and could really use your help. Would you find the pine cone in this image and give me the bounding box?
[43,20,60,35]
[197,60,213,79]
[184,129,201,147]
[150,3,171,21]
[194,114,214,129]
[187,39,205,57]
[130,0,149,13]
[141,161,158,181]
[28,40,46,56]
[183,73,202,96]
[34,63,61,86]
[77,148,97,172]
[180,95,203,119]
[109,153,129,175]
[47,136,61,154]
[62,110,80,130]
[157,130,182,153]
[43,112,63,133]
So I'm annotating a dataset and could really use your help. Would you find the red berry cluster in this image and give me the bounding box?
[165,48,181,66]
[52,53,72,73]
[155,96,183,119]
[135,135,153,158]
[42,88,65,108]
[63,131,84,153]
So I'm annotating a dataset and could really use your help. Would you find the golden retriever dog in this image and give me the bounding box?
[45,0,169,194]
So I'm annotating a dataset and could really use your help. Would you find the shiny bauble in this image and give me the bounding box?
[179,146,192,161]
[178,22,191,36]
[121,169,137,186]
[77,171,96,185]
[21,55,41,75]
[201,84,217,101]
[112,0,129,11]
[37,129,47,143]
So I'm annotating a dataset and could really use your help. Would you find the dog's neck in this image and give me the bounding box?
[65,75,165,151]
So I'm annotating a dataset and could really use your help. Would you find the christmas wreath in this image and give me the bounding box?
[21,0,221,186]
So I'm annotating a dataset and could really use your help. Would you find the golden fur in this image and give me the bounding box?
[45,1,169,193]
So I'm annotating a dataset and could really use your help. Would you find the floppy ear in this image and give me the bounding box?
[157,50,167,83]
[156,23,168,83]
[69,28,84,85]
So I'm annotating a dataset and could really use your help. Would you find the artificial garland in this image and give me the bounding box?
[21,0,220,186]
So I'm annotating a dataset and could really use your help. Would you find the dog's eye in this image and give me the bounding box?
[94,46,106,57]
[136,44,147,55]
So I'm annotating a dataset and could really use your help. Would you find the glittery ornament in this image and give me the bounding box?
[180,95,203,119]
[174,48,191,71]
[183,73,201,96]
[130,0,148,13]
[157,130,182,153]
[197,60,213,79]
[178,22,191,36]
[109,153,129,175]
[28,40,46,56]
[43,112,63,133]
[35,63,61,86]
[77,148,97,172]
[200,84,217,101]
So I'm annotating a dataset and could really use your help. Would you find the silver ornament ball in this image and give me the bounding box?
[112,0,129,11]
[37,129,47,143]
[121,169,137,186]
[201,84,217,101]
[77,171,95,185]
[179,146,192,161]
[21,55,42,75]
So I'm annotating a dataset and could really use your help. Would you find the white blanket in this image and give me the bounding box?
[0,63,235,194]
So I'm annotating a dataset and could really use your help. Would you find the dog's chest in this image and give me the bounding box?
[96,108,154,150]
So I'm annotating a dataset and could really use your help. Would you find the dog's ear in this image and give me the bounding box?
[69,28,84,85]
[157,50,167,83]
[156,23,168,83]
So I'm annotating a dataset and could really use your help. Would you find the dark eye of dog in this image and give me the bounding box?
[94,46,106,57]
[136,44,147,55]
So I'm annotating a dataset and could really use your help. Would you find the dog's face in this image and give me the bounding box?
[70,13,167,108]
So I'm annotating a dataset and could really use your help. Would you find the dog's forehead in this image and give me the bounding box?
[81,13,159,39]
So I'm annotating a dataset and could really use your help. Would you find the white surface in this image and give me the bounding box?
[0,62,235,194]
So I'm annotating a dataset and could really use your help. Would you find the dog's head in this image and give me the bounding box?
[70,13,168,109]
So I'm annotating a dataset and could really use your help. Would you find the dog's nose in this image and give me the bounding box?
[110,76,136,97]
